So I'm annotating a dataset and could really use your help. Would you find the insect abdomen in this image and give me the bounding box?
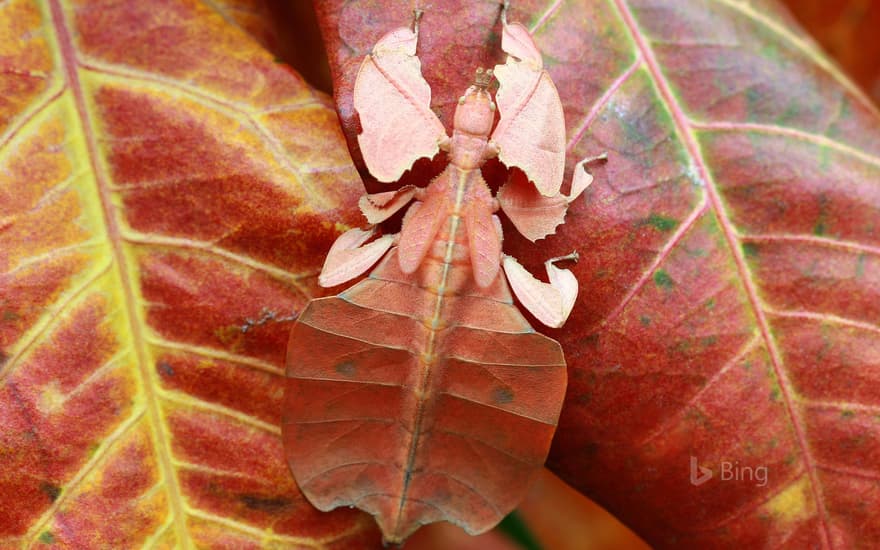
[283,245,566,542]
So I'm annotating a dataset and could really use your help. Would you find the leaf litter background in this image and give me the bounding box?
[1,0,880,549]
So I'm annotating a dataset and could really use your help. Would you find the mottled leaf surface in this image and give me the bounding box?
[318,0,880,547]
[0,0,380,547]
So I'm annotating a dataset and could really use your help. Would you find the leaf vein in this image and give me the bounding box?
[1,262,111,383]
[598,200,708,329]
[24,408,147,545]
[159,389,280,435]
[692,120,880,168]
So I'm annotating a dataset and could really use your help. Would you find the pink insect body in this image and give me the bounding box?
[283,12,597,544]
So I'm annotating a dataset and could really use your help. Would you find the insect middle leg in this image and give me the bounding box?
[502,253,580,328]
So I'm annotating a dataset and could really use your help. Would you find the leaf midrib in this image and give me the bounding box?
[46,0,190,546]
[613,0,833,546]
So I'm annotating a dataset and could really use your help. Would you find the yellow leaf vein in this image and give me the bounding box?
[0,262,111,383]
[159,388,280,435]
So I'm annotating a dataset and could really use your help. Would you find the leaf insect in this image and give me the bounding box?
[283,4,604,544]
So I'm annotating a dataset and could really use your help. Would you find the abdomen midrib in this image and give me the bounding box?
[392,168,471,534]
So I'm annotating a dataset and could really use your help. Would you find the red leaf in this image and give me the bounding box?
[318,1,880,546]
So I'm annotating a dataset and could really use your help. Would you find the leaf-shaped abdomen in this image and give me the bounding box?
[282,250,566,543]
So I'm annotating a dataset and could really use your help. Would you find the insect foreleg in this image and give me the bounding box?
[502,253,579,328]
[358,186,423,224]
[317,227,395,287]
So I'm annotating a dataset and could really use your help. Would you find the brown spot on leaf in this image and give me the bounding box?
[335,360,356,377]
[40,482,61,502]
[240,494,291,512]
[157,361,175,377]
[492,386,514,404]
